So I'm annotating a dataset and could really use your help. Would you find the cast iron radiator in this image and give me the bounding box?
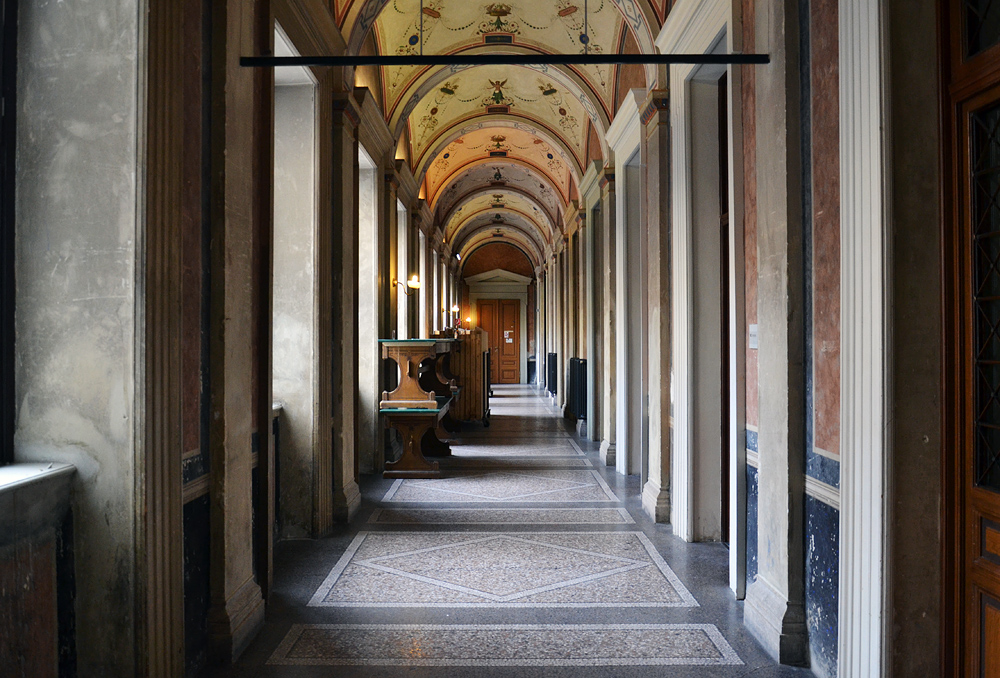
[567,357,587,420]
[547,352,558,395]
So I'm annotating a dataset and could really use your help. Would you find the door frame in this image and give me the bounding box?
[466,269,532,384]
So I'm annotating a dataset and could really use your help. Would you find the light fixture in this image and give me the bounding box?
[392,274,421,296]
[451,304,460,314]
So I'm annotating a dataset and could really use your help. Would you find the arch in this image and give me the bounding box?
[443,191,555,244]
[438,183,560,232]
[440,186,553,238]
[430,159,567,224]
[344,0,662,67]
[456,227,546,269]
[417,118,586,184]
[429,155,572,211]
[391,60,610,162]
[461,241,537,278]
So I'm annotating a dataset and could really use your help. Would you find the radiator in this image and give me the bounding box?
[547,352,557,395]
[567,357,587,420]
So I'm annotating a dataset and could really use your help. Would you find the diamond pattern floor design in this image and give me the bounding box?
[218,384,816,677]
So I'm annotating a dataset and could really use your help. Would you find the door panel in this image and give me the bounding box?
[958,81,1000,677]
[477,299,519,384]
[499,299,520,384]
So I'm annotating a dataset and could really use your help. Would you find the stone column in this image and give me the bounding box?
[329,94,362,523]
[206,0,266,662]
[642,92,672,523]
[599,173,618,466]
[559,243,569,408]
[743,0,807,664]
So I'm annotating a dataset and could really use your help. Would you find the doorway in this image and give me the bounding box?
[944,2,1000,672]
[478,298,520,384]
[271,25,318,539]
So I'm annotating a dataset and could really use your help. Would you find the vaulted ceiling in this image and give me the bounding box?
[341,0,666,274]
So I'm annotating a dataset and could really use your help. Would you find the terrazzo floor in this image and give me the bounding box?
[215,384,816,677]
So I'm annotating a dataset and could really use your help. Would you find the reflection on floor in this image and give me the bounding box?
[216,384,816,677]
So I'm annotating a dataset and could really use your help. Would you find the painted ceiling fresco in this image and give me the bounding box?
[424,126,574,206]
[432,161,563,226]
[457,227,544,267]
[453,214,547,264]
[372,0,624,117]
[402,65,594,173]
[444,190,551,242]
[336,0,665,264]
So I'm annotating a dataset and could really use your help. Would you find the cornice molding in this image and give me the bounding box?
[354,87,393,161]
[606,89,644,160]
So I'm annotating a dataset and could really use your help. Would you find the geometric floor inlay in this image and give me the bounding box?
[382,470,619,503]
[440,457,593,470]
[268,623,743,666]
[308,531,699,607]
[449,441,583,456]
[368,507,635,525]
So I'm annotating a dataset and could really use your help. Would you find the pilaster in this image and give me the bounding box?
[329,94,362,523]
[141,0,187,672]
[207,0,266,662]
[599,172,617,467]
[742,0,807,664]
[642,91,672,523]
[839,0,892,674]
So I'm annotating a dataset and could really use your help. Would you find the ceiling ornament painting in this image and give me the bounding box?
[371,0,625,116]
[418,118,582,183]
[444,190,552,242]
[422,125,576,206]
[403,67,594,171]
[431,161,563,224]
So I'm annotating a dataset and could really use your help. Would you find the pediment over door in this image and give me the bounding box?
[463,268,533,286]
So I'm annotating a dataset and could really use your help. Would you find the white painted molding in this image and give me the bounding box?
[661,0,729,548]
[655,0,728,55]
[805,476,841,511]
[838,0,889,675]
[606,90,643,161]
[578,161,604,206]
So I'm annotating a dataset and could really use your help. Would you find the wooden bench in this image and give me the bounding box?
[381,395,452,479]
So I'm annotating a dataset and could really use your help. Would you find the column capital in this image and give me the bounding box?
[640,89,670,126]
[330,93,361,128]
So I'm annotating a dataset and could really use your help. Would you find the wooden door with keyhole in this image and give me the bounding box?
[477,299,520,384]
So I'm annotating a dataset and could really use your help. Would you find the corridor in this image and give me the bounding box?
[221,386,814,676]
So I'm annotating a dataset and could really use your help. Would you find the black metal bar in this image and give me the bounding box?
[240,53,770,68]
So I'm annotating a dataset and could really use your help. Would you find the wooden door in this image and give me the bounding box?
[498,299,520,383]
[477,299,520,384]
[945,2,1000,673]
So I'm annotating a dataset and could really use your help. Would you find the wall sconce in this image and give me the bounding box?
[393,274,421,296]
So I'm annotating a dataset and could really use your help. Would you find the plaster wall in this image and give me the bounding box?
[13,0,140,673]
[272,83,317,537]
[690,79,724,541]
[357,154,379,474]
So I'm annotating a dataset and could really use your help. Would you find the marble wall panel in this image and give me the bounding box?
[805,496,839,678]
[810,0,841,458]
[745,464,758,586]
